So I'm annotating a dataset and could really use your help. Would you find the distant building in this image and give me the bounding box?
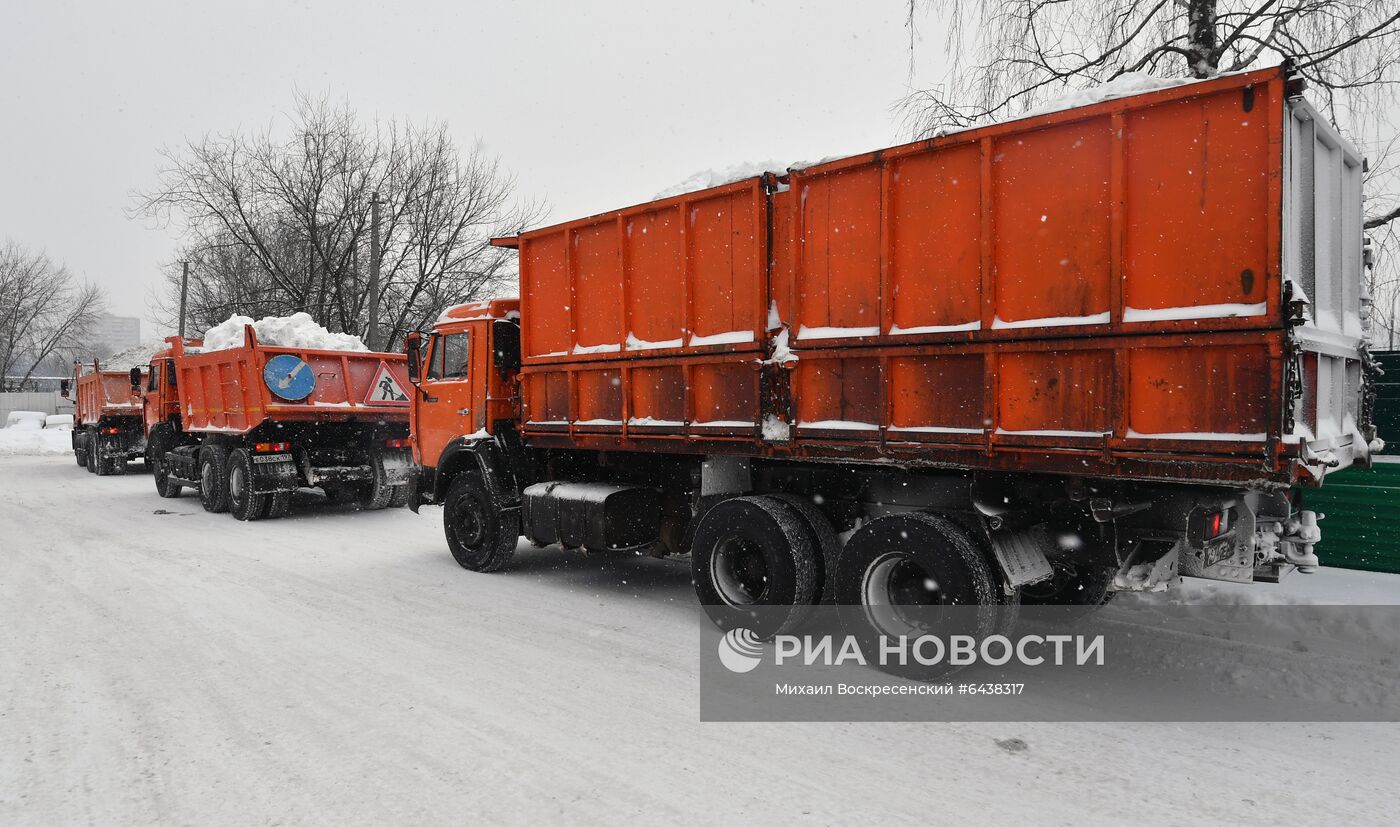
[88,314,141,360]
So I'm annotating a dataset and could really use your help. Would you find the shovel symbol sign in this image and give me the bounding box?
[366,362,410,405]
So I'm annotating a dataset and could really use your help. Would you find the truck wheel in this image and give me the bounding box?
[443,472,518,572]
[691,495,818,638]
[1021,561,1115,621]
[75,438,88,467]
[227,449,268,521]
[198,446,231,513]
[388,484,411,509]
[85,436,97,474]
[91,437,111,476]
[359,451,394,511]
[151,454,182,498]
[833,513,997,677]
[262,490,291,520]
[771,492,842,605]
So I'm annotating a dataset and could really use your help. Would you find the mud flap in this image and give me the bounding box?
[987,525,1055,588]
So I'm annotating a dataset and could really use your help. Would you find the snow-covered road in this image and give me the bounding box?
[2,454,1397,824]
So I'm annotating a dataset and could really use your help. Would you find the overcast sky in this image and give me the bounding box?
[1,0,943,337]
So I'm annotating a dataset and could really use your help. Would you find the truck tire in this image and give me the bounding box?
[91,437,112,476]
[388,484,411,509]
[75,434,87,467]
[262,490,291,520]
[443,472,518,572]
[771,492,842,605]
[227,449,269,521]
[85,435,97,474]
[359,451,394,511]
[198,446,231,513]
[691,495,819,638]
[833,512,997,678]
[151,453,182,498]
[1020,561,1115,621]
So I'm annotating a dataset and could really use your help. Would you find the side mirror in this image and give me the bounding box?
[129,367,142,390]
[406,332,422,384]
[60,379,70,398]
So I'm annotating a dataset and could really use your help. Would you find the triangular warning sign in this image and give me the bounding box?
[366,361,411,405]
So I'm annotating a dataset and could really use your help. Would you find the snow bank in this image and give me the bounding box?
[0,425,71,455]
[5,411,47,429]
[202,313,368,353]
[45,415,73,430]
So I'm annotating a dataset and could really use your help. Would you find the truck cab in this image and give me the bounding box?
[407,299,522,507]
[138,345,183,437]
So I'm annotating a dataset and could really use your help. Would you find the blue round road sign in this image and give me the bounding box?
[264,354,315,401]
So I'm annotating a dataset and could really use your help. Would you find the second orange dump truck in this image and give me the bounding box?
[402,64,1377,636]
[134,325,414,520]
[63,363,147,476]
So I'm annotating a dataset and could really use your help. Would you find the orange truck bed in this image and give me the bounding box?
[74,368,143,425]
[163,329,411,434]
[501,64,1370,489]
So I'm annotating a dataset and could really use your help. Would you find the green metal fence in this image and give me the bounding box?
[1308,459,1400,573]
[1305,350,1400,574]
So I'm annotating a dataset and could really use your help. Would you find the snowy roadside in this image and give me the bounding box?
[0,426,71,456]
[2,453,1398,824]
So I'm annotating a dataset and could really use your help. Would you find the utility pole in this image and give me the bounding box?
[367,191,381,351]
[178,260,189,339]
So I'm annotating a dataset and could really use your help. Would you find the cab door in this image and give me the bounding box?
[414,326,477,468]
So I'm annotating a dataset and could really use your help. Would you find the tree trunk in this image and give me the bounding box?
[1185,0,1220,77]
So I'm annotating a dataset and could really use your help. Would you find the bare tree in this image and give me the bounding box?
[133,93,542,350]
[0,242,106,390]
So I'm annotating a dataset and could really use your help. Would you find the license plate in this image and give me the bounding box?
[252,453,293,464]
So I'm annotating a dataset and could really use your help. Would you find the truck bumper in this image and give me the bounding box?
[250,452,300,492]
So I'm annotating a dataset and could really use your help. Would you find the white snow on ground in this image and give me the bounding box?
[0,426,70,455]
[202,312,368,353]
[4,411,46,429]
[2,453,1399,823]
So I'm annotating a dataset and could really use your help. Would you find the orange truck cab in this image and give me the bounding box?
[405,63,1377,639]
[135,328,414,521]
[62,362,147,476]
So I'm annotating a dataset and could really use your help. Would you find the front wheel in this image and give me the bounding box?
[152,453,182,498]
[443,473,518,572]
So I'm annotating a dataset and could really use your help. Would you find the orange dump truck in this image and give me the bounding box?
[136,326,414,520]
[405,64,1376,634]
[63,363,147,475]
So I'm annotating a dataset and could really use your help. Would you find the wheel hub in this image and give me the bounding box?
[712,535,770,607]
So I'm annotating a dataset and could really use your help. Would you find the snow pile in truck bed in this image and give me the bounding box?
[652,160,792,200]
[202,313,368,353]
[98,342,167,372]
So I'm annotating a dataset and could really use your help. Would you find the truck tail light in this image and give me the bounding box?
[1206,509,1231,540]
[385,438,409,449]
[101,426,120,435]
[255,441,291,453]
